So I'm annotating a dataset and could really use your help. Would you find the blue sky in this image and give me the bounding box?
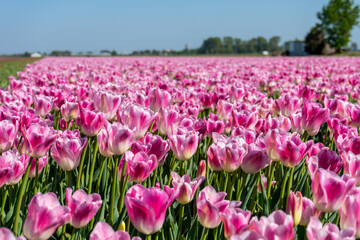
[1,0,359,54]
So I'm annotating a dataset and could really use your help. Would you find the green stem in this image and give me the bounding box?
[266,162,275,198]
[118,161,128,215]
[285,167,295,210]
[66,171,71,188]
[152,167,158,187]
[177,204,185,240]
[0,188,8,224]
[13,160,31,235]
[76,140,89,189]
[88,139,99,194]
[180,161,185,176]
[146,235,152,240]
[110,155,120,225]
[202,228,209,240]
[95,158,107,193]
[223,172,229,193]
[259,172,269,216]
[34,158,39,194]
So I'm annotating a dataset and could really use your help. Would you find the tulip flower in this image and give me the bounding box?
[241,143,270,174]
[286,191,303,226]
[28,154,48,178]
[0,149,29,186]
[93,91,123,121]
[216,99,233,120]
[205,117,225,137]
[275,94,302,117]
[77,108,105,137]
[157,108,184,135]
[124,184,179,235]
[168,131,199,161]
[299,197,321,226]
[306,217,355,240]
[170,171,205,204]
[196,160,206,177]
[61,101,79,122]
[220,207,251,239]
[350,106,360,127]
[338,188,360,238]
[197,186,230,229]
[207,142,223,171]
[298,85,316,100]
[300,99,330,136]
[0,120,17,154]
[119,104,155,139]
[228,230,265,240]
[97,126,114,157]
[33,95,53,117]
[65,188,102,228]
[311,169,355,212]
[343,152,360,186]
[124,151,157,183]
[306,149,343,176]
[0,228,26,240]
[23,192,71,240]
[90,221,141,240]
[20,121,57,158]
[51,134,88,171]
[148,88,172,112]
[264,129,288,162]
[108,122,135,156]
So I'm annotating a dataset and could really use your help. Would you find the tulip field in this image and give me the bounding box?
[2,57,360,240]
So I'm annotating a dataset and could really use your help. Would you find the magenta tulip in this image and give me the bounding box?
[197,160,206,177]
[170,171,205,204]
[28,155,48,178]
[306,149,343,177]
[216,99,233,120]
[221,207,251,239]
[286,191,303,226]
[65,188,102,228]
[23,192,70,240]
[148,88,172,112]
[0,228,26,240]
[108,122,135,155]
[275,94,302,117]
[299,197,321,226]
[124,184,179,235]
[90,221,140,240]
[33,95,53,117]
[0,120,17,154]
[97,126,114,157]
[168,131,199,161]
[157,108,184,135]
[343,152,360,186]
[301,99,330,136]
[77,108,105,137]
[124,151,157,183]
[311,169,355,212]
[307,217,355,240]
[0,149,29,186]
[61,101,79,122]
[241,143,270,174]
[93,91,123,121]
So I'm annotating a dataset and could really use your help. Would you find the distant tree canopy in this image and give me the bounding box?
[317,0,360,52]
[305,26,326,55]
[50,50,72,56]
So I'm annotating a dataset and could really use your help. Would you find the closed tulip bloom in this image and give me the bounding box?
[28,155,48,178]
[0,120,17,154]
[339,189,360,238]
[275,94,302,117]
[286,191,303,226]
[228,230,265,240]
[108,122,135,155]
[23,192,70,240]
[0,228,26,240]
[196,160,206,177]
[65,188,102,228]
[216,99,233,120]
[219,138,248,172]
[264,129,288,162]
[290,113,304,135]
[299,197,321,226]
[307,217,355,240]
[97,126,114,157]
[207,142,223,171]
[343,152,360,186]
[119,104,155,139]
[301,99,330,136]
[148,88,172,112]
[350,106,360,127]
[241,143,270,174]
[33,95,53,117]
[205,118,225,137]
[20,121,57,158]
[124,184,179,235]
[168,131,199,161]
[197,186,230,229]
[306,149,343,177]
[298,85,316,100]
[157,108,184,135]
[90,221,139,240]
[61,101,79,122]
[170,171,205,204]
[77,108,105,137]
[93,91,123,121]
[312,169,355,212]
[221,207,251,239]
[51,134,88,171]
[124,151,157,183]
[0,149,29,186]
[277,134,312,168]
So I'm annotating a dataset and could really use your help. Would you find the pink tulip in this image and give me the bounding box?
[196,160,206,177]
[311,169,355,212]
[124,184,179,235]
[61,101,79,122]
[350,106,360,127]
[339,188,360,238]
[108,122,135,155]
[0,120,17,154]
[28,155,48,178]
[290,113,304,135]
[216,99,233,120]
[170,171,205,204]
[23,192,70,240]
[0,228,26,240]
[97,126,114,157]
[343,152,360,186]
[119,104,155,139]
[275,94,302,117]
[148,88,172,112]
[299,197,321,226]
[51,134,88,171]
[306,149,343,176]
[65,188,102,228]
[124,151,157,183]
[0,149,29,186]
[20,121,57,158]
[230,127,256,144]
[157,108,184,135]
[168,131,199,161]
[33,95,53,117]
[307,217,355,240]
[298,85,316,100]
[286,191,303,226]
[264,129,288,162]
[207,142,223,171]
[197,186,230,229]
[241,143,270,174]
[301,99,330,136]
[228,230,265,240]
[77,108,105,137]
[93,91,123,121]
[90,221,141,240]
[220,207,251,239]
[205,117,225,137]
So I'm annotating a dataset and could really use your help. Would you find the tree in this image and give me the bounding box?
[255,36,268,52]
[317,0,360,52]
[198,37,223,54]
[269,36,281,53]
[111,50,117,56]
[305,26,326,55]
[351,42,358,51]
[223,36,234,53]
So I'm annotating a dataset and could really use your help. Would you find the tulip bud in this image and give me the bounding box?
[196,160,206,177]
[118,221,126,231]
[286,191,303,226]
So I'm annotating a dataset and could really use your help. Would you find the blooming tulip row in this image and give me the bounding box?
[1,57,360,239]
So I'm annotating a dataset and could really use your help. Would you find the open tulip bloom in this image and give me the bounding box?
[2,57,360,239]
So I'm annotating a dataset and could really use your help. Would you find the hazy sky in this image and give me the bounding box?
[1,0,360,54]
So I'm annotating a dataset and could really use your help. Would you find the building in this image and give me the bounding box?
[30,52,42,58]
[284,40,307,56]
